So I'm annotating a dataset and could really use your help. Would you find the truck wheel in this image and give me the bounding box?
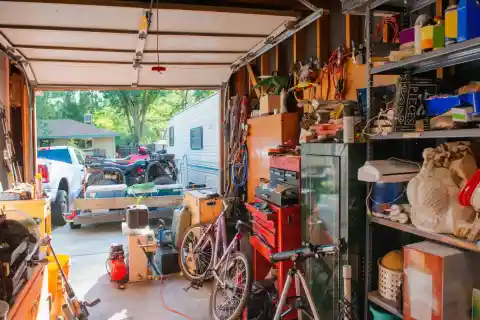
[69,222,81,229]
[52,190,68,227]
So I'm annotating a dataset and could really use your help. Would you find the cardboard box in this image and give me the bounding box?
[260,94,281,115]
[184,190,223,225]
[403,241,480,320]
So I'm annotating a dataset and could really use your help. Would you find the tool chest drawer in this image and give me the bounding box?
[252,217,276,249]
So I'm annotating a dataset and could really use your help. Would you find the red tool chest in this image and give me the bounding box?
[246,155,302,318]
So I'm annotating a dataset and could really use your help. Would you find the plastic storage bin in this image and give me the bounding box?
[425,95,462,116]
[459,92,480,114]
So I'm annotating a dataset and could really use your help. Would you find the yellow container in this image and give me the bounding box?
[421,25,434,51]
[47,255,70,297]
[445,5,458,44]
[48,255,70,319]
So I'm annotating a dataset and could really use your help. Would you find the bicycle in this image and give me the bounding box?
[179,201,265,320]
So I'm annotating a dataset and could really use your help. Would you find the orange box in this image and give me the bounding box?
[184,190,223,225]
[403,241,480,320]
[259,94,281,115]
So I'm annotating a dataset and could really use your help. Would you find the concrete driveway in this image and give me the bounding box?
[52,223,211,320]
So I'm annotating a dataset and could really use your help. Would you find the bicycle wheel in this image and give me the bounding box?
[179,224,214,281]
[210,251,253,320]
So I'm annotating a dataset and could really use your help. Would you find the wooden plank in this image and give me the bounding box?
[275,46,279,71]
[16,45,246,54]
[234,66,247,96]
[368,291,404,318]
[74,195,183,210]
[371,216,480,252]
[246,63,260,97]
[260,54,269,76]
[293,30,306,63]
[21,81,32,182]
[436,0,443,78]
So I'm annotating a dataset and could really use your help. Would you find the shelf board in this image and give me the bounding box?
[371,37,480,75]
[371,216,480,252]
[345,0,435,15]
[368,291,404,318]
[370,128,480,140]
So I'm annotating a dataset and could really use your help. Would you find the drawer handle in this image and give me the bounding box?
[206,201,216,206]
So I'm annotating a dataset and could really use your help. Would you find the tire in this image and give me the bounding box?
[209,251,253,320]
[52,190,68,227]
[153,175,176,185]
[178,224,214,282]
[69,222,81,229]
[87,173,117,186]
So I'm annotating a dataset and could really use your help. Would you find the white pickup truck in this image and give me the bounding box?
[37,146,86,227]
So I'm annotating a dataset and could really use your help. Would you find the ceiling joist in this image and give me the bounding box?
[14,45,246,54]
[28,58,232,66]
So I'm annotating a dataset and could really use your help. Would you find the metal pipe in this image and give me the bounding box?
[230,7,328,72]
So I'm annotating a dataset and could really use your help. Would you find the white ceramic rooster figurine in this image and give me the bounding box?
[407,142,477,236]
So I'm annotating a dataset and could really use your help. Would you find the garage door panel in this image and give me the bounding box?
[20,48,242,64]
[30,61,132,86]
[0,2,295,35]
[1,29,137,51]
[2,28,261,52]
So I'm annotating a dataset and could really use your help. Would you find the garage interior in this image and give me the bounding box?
[1,0,480,319]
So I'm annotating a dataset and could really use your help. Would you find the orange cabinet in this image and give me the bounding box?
[246,113,299,203]
[8,265,49,320]
[184,190,223,225]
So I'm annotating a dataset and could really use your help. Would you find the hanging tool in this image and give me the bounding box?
[0,101,23,185]
[46,238,100,320]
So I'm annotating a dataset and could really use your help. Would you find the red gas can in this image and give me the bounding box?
[108,244,128,288]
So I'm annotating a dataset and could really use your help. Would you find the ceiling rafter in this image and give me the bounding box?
[28,58,232,65]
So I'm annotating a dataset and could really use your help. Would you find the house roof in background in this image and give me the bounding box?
[38,119,120,139]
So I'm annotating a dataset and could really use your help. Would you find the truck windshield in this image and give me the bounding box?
[37,149,72,164]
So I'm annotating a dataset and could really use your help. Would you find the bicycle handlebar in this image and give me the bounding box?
[270,239,345,263]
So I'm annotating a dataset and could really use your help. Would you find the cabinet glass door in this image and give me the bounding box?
[301,154,342,319]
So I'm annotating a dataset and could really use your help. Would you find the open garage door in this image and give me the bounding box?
[0,1,301,89]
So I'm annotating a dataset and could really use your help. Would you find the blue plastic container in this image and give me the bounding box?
[372,182,406,214]
[459,92,480,114]
[425,95,462,116]
[457,0,480,42]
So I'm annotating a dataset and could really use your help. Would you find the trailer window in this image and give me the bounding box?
[190,127,203,150]
[169,127,174,147]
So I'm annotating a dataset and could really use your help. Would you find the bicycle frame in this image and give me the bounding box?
[190,204,241,287]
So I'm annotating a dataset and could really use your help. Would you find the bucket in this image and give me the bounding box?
[48,255,70,318]
[369,306,400,320]
[48,255,70,297]
[372,182,406,214]
[0,300,8,320]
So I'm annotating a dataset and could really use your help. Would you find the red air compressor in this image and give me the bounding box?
[107,244,128,289]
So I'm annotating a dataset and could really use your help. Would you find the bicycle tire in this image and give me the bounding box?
[178,224,215,282]
[209,251,253,320]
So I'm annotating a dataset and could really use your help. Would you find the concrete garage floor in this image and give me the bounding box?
[52,222,211,320]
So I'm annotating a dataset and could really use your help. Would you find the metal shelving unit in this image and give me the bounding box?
[371,37,480,75]
[371,128,480,140]
[363,0,480,318]
[343,0,435,14]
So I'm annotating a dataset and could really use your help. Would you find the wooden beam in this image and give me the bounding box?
[0,24,268,38]
[275,46,279,71]
[16,45,245,54]
[0,0,299,17]
[234,67,247,96]
[260,54,269,76]
[293,30,306,63]
[436,0,443,78]
[34,84,220,91]
[21,81,32,182]
[246,64,260,97]
[345,14,361,49]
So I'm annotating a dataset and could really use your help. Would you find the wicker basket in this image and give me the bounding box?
[378,259,403,301]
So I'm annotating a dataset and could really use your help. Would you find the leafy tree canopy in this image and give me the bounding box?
[36,89,215,147]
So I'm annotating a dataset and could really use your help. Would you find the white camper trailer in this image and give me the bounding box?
[166,93,220,191]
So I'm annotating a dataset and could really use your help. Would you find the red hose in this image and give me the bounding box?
[159,277,194,320]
